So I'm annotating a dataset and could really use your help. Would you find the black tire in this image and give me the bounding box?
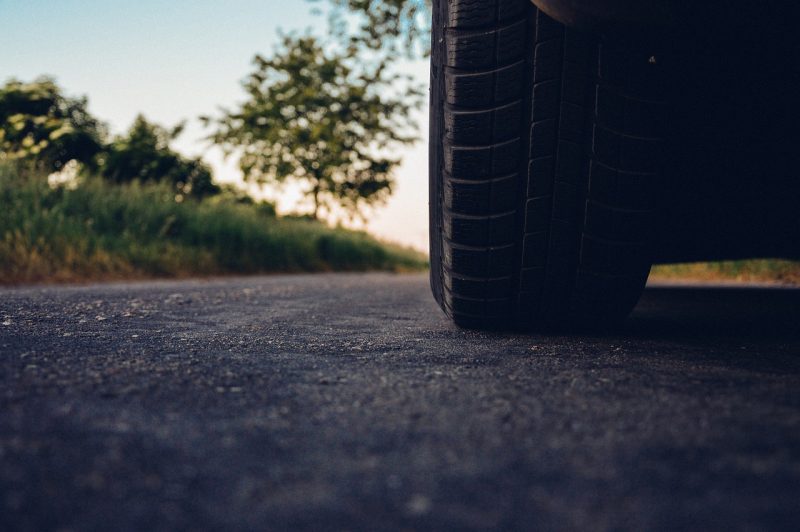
[429,0,666,330]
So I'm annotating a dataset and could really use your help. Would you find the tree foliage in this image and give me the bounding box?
[0,77,106,173]
[205,34,420,220]
[0,79,219,200]
[102,115,219,199]
[311,0,431,56]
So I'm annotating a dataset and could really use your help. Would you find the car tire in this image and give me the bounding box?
[429,0,667,330]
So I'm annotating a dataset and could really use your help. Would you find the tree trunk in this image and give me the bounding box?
[312,185,320,220]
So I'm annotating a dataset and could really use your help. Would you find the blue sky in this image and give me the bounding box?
[0,0,430,250]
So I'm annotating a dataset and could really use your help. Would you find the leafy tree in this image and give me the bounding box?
[102,115,219,199]
[0,77,106,173]
[311,0,431,56]
[204,34,420,221]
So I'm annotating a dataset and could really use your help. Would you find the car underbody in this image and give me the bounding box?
[535,0,800,264]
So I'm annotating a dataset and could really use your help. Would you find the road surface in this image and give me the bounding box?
[1,273,799,531]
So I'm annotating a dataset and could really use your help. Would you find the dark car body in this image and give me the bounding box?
[534,0,800,264]
[533,0,674,31]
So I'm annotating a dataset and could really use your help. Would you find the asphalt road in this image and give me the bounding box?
[1,273,799,531]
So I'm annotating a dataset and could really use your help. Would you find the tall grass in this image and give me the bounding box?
[0,165,426,284]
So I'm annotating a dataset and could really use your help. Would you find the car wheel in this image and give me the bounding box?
[429,0,666,330]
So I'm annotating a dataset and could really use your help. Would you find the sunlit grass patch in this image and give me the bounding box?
[650,260,800,285]
[0,165,426,284]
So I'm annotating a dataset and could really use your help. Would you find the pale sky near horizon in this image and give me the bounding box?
[0,0,431,251]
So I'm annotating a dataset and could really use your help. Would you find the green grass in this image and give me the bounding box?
[0,165,426,284]
[651,260,800,284]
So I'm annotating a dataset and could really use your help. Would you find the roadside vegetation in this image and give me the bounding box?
[0,164,425,284]
[650,261,800,285]
[0,21,426,286]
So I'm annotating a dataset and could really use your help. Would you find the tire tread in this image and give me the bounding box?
[431,0,663,329]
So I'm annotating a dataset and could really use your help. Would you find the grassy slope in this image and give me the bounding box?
[0,167,426,284]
